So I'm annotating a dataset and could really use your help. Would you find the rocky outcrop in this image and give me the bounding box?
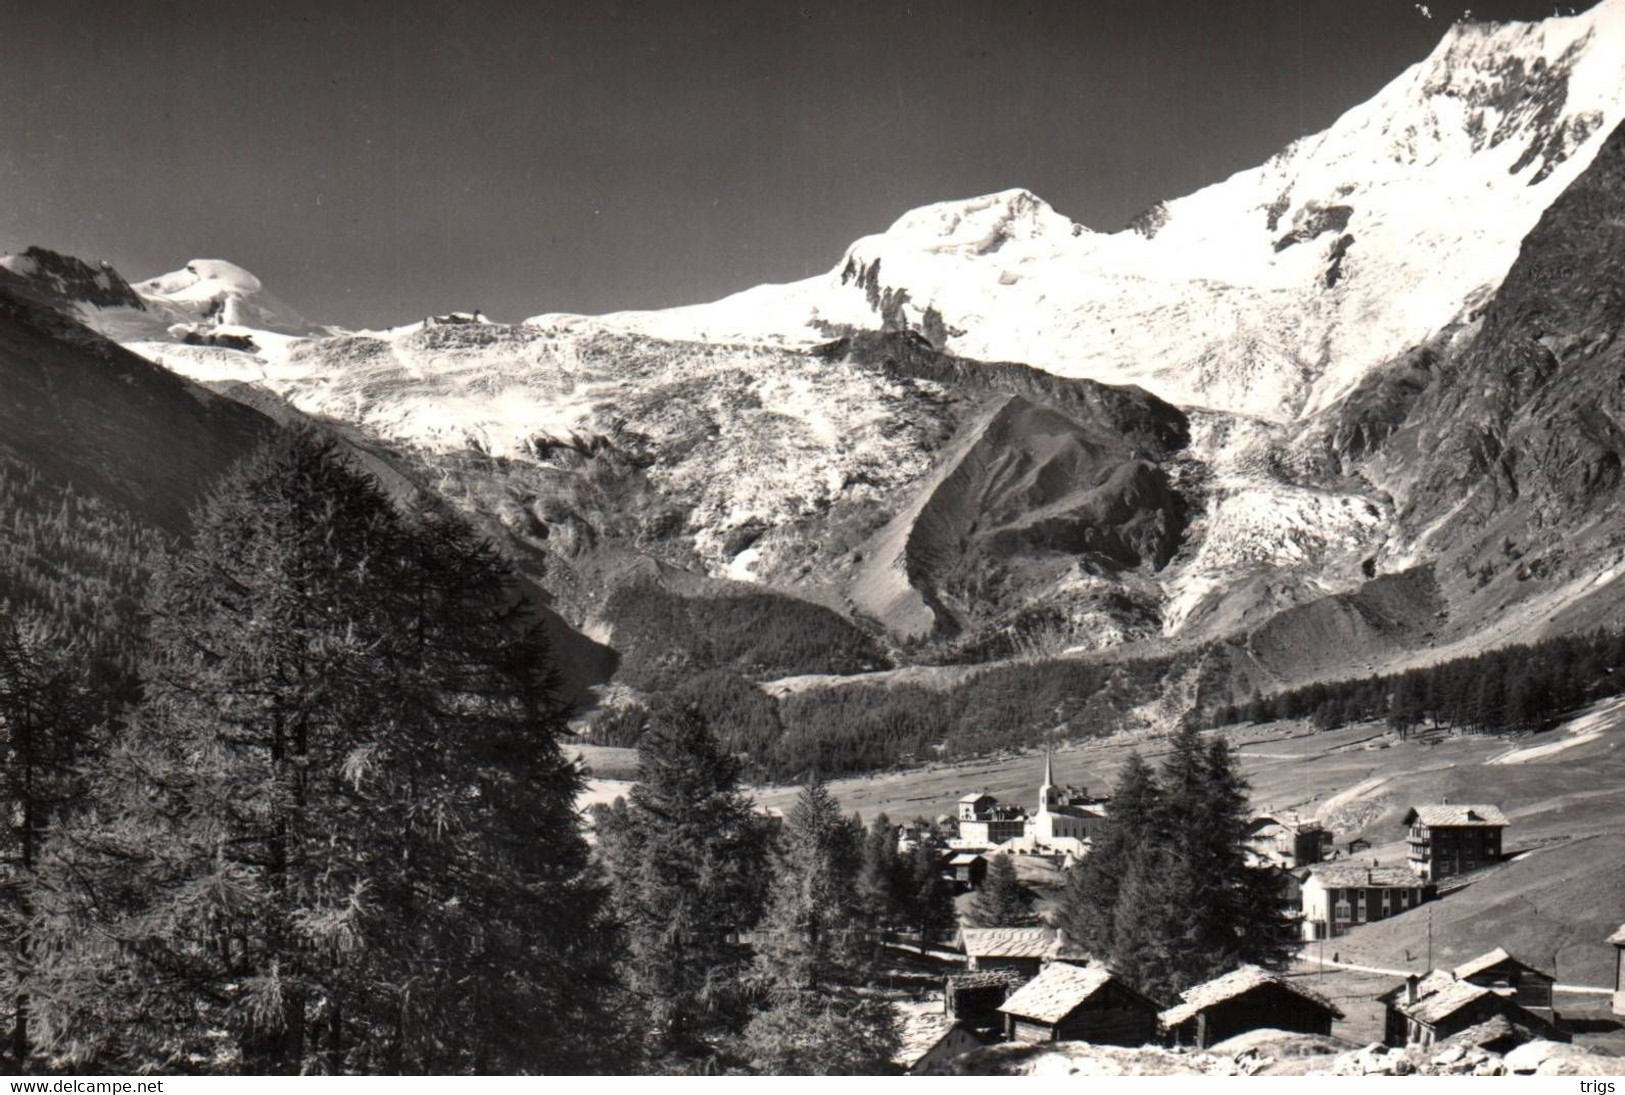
[0,246,145,310]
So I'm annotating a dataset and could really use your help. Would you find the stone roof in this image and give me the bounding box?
[1608,923,1625,946]
[892,1007,960,1069]
[947,969,1028,991]
[948,852,985,866]
[1399,978,1494,1026]
[959,791,995,803]
[960,926,1055,959]
[997,962,1116,1024]
[1454,947,1553,983]
[1405,804,1509,828]
[1160,965,1344,1028]
[1306,864,1422,888]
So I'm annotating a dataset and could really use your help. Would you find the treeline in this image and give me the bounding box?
[584,652,1176,783]
[1208,628,1625,735]
[0,458,165,711]
[602,581,891,689]
[2,433,616,1075]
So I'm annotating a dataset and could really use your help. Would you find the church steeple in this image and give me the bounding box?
[1039,739,1056,815]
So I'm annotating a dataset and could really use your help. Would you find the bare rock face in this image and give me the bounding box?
[1321,117,1625,646]
[0,246,145,310]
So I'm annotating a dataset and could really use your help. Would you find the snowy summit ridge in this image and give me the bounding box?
[523,1,1625,422]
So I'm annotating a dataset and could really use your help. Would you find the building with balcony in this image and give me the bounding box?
[1403,803,1508,882]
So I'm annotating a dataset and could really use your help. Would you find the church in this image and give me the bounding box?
[956,750,1110,863]
[1020,750,1110,855]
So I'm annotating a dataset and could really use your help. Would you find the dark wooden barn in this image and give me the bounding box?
[1160,965,1344,1049]
[945,969,1027,1032]
[944,852,988,891]
[997,963,1162,1047]
[1380,969,1567,1049]
[1452,948,1556,1016]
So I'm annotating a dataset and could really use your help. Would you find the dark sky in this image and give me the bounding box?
[0,0,1582,327]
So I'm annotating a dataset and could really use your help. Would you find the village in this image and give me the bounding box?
[881,756,1625,1075]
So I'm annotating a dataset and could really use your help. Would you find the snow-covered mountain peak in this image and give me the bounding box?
[135,258,309,334]
[868,188,1084,257]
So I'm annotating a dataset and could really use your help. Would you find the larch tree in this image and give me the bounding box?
[856,812,903,928]
[28,431,616,1075]
[0,611,97,1071]
[592,700,770,1063]
[903,828,955,949]
[742,777,895,1076]
[1054,751,1157,957]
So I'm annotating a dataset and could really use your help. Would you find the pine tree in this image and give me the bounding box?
[856,813,904,928]
[1054,752,1156,956]
[903,829,955,949]
[0,611,97,1071]
[742,778,895,1075]
[1053,731,1292,1002]
[966,854,1032,928]
[593,699,770,1061]
[30,432,617,1074]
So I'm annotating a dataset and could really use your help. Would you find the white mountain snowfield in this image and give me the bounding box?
[543,2,1625,422]
[79,2,1625,640]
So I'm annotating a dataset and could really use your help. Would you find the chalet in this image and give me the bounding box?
[958,792,996,820]
[1381,969,1566,1049]
[1245,815,1331,869]
[892,1008,982,1075]
[1452,948,1556,1017]
[946,969,1028,1031]
[1160,965,1343,1049]
[944,852,988,891]
[1403,804,1508,882]
[1300,863,1427,940]
[1610,923,1625,1016]
[957,794,1029,846]
[958,926,1055,979]
[997,962,1163,1046]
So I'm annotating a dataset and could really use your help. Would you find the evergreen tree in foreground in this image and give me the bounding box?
[742,778,896,1075]
[856,812,904,928]
[29,432,617,1074]
[592,701,770,1064]
[903,828,956,950]
[1053,750,1157,957]
[1054,728,1292,1002]
[0,611,98,1071]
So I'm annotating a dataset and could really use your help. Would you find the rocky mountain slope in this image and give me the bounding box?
[11,3,1625,735]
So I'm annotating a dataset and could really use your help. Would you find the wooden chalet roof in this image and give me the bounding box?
[1404,804,1509,828]
[947,852,985,867]
[997,962,1117,1024]
[959,926,1054,958]
[1453,947,1553,983]
[1306,864,1422,888]
[1160,965,1344,1028]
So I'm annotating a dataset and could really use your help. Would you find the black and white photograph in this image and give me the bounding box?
[3,0,1625,1080]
